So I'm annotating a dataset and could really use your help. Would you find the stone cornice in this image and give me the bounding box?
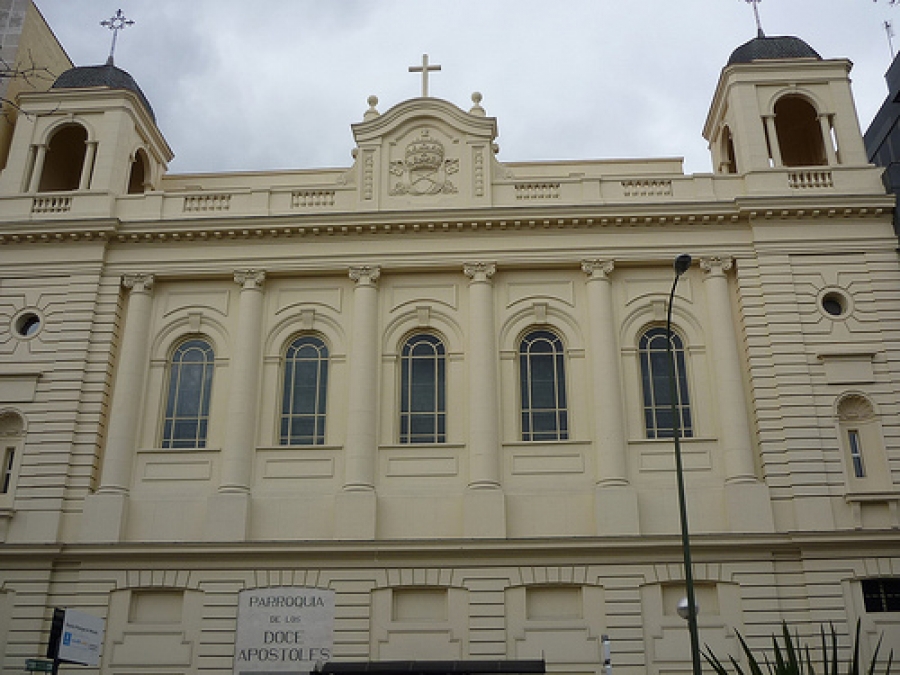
[1,530,898,565]
[0,203,890,246]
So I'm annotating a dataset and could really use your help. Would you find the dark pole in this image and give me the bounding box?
[666,254,702,675]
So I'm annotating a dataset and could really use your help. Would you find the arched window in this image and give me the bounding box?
[0,411,24,499]
[774,96,827,167]
[280,335,329,445]
[39,124,88,192]
[837,395,876,480]
[399,333,446,444]
[639,327,693,439]
[519,329,568,442]
[161,339,215,449]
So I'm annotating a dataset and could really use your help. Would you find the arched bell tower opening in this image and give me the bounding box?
[703,33,869,174]
[773,95,827,167]
[38,124,88,192]
[127,148,150,194]
[0,61,173,199]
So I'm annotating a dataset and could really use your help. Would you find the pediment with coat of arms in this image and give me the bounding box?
[389,130,459,196]
[350,95,498,206]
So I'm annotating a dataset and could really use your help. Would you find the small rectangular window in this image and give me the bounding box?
[862,578,900,612]
[1,447,14,494]
[848,429,865,478]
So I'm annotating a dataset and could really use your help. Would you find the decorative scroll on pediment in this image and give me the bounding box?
[389,130,459,196]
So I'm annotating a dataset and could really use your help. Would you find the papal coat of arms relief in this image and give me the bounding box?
[389,129,459,196]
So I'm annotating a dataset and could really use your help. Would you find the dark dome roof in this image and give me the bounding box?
[727,34,822,66]
[52,63,155,121]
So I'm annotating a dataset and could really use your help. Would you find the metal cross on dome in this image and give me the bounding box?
[744,0,764,37]
[409,54,441,97]
[101,9,134,65]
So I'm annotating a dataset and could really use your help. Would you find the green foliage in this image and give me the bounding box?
[703,621,893,675]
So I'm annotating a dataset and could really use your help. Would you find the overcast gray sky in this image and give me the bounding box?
[32,1,898,176]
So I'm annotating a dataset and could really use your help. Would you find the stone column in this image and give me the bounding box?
[818,115,838,165]
[464,262,500,488]
[700,257,756,483]
[80,273,154,542]
[344,265,380,490]
[79,141,98,190]
[218,269,266,493]
[763,116,783,167]
[463,262,505,537]
[207,270,266,541]
[582,260,628,485]
[335,265,380,539]
[28,144,47,193]
[700,257,774,533]
[100,274,155,492]
[582,260,639,534]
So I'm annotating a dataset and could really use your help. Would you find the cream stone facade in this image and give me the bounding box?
[0,19,898,675]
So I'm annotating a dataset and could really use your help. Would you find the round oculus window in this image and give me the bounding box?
[820,291,848,318]
[14,312,42,338]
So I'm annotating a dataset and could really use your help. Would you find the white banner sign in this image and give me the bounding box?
[234,587,334,675]
[58,609,105,666]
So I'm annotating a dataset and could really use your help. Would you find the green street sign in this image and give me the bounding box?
[25,659,54,672]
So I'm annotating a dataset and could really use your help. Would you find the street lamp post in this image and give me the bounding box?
[666,253,702,675]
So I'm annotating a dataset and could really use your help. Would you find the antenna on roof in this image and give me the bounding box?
[100,9,134,66]
[744,0,765,38]
[886,21,896,60]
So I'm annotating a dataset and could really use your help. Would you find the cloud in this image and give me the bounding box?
[34,0,895,175]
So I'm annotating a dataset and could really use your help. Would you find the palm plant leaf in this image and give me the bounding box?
[703,621,892,675]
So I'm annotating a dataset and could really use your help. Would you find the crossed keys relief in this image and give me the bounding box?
[390,130,459,196]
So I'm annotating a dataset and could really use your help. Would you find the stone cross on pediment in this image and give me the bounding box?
[409,54,441,97]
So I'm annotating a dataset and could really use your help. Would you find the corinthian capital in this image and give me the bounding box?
[699,256,734,276]
[463,262,496,282]
[122,273,154,293]
[234,269,266,290]
[581,259,614,280]
[349,265,381,286]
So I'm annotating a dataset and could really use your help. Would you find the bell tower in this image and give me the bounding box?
[703,33,869,175]
[0,60,172,199]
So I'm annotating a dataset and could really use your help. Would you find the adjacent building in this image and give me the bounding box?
[0,0,71,170]
[0,15,897,675]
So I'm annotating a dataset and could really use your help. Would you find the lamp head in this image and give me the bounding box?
[674,254,692,276]
[676,596,699,620]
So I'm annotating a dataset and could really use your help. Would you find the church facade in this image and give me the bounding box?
[0,14,898,675]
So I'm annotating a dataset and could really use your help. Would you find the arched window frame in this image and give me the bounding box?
[0,410,25,509]
[835,393,892,492]
[279,334,329,446]
[772,94,829,167]
[127,148,151,194]
[518,329,569,442]
[638,326,693,439]
[37,122,89,192]
[399,332,446,444]
[160,338,215,449]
